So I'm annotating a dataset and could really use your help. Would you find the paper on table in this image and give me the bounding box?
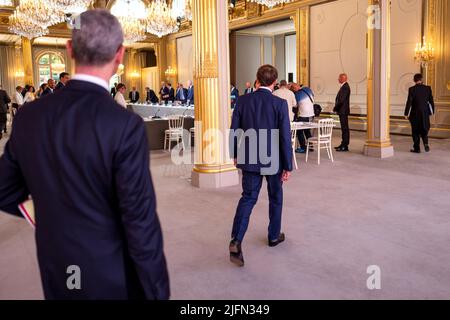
[18,199,35,228]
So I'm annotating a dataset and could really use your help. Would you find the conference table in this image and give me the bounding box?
[128,103,195,150]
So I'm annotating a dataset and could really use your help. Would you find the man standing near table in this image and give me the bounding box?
[293,86,316,153]
[186,80,194,105]
[145,86,159,104]
[175,83,188,104]
[0,85,11,139]
[333,73,351,152]
[129,86,140,103]
[160,81,170,104]
[229,64,293,267]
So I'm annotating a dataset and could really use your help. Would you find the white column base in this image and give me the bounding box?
[363,144,394,158]
[191,169,239,188]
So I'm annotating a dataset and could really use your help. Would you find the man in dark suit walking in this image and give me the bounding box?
[405,73,435,153]
[229,65,293,267]
[129,86,140,103]
[0,9,170,300]
[55,72,70,91]
[333,73,351,152]
[0,86,11,139]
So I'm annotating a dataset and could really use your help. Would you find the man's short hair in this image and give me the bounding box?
[47,79,55,84]
[16,86,22,91]
[279,80,288,87]
[257,65,278,87]
[72,10,123,66]
[414,73,423,82]
[59,72,69,80]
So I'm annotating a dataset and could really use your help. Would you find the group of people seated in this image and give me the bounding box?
[110,80,195,109]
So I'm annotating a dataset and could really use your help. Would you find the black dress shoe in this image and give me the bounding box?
[336,147,349,152]
[334,145,343,150]
[425,145,430,153]
[268,233,285,247]
[410,149,421,153]
[229,239,244,267]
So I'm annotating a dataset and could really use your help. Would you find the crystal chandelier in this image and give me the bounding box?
[16,0,64,28]
[111,0,147,44]
[146,0,179,38]
[247,0,292,9]
[51,0,93,14]
[185,0,192,21]
[8,10,49,39]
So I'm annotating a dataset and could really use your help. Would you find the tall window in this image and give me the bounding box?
[0,0,13,7]
[37,52,65,85]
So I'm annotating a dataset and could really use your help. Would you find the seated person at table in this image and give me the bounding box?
[145,87,159,104]
[114,83,127,108]
[175,83,188,104]
[160,82,170,104]
[293,85,315,153]
[129,86,140,103]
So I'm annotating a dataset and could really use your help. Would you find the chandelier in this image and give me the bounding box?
[247,0,292,9]
[8,10,49,39]
[414,37,435,68]
[16,0,64,28]
[111,0,147,44]
[146,0,179,38]
[50,0,93,14]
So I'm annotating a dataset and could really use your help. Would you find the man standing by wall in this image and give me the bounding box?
[0,10,170,300]
[129,86,140,103]
[229,65,293,267]
[333,73,351,152]
[55,72,71,91]
[405,73,435,153]
[0,85,11,139]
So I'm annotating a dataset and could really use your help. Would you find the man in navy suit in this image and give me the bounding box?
[229,65,293,267]
[0,10,170,300]
[175,83,188,104]
[186,80,194,105]
[230,83,239,109]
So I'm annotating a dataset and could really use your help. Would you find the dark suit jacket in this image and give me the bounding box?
[111,87,117,97]
[129,91,140,103]
[231,87,239,108]
[0,89,11,114]
[175,88,188,103]
[55,82,65,91]
[168,87,175,102]
[333,82,351,115]
[160,86,170,103]
[244,88,254,95]
[405,84,435,131]
[146,89,159,104]
[187,86,194,104]
[41,87,54,97]
[0,80,170,300]
[230,88,293,175]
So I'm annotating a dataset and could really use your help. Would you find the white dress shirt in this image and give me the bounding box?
[23,92,35,104]
[114,91,127,108]
[71,74,109,92]
[12,91,24,106]
[273,87,297,122]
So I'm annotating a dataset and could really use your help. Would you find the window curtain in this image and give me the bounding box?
[0,44,22,97]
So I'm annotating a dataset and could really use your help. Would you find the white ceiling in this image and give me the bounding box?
[0,33,20,44]
[236,19,295,36]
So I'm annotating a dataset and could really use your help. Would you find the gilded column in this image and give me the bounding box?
[155,38,168,83]
[294,7,310,86]
[191,0,239,188]
[21,37,34,86]
[363,0,394,158]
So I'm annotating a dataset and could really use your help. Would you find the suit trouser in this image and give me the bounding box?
[295,116,314,148]
[339,114,350,147]
[232,171,283,242]
[0,113,6,132]
[411,121,429,151]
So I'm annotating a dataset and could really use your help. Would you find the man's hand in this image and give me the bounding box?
[233,158,237,167]
[404,116,409,120]
[281,170,291,182]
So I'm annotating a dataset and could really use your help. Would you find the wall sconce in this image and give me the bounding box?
[414,36,435,68]
[165,66,177,78]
